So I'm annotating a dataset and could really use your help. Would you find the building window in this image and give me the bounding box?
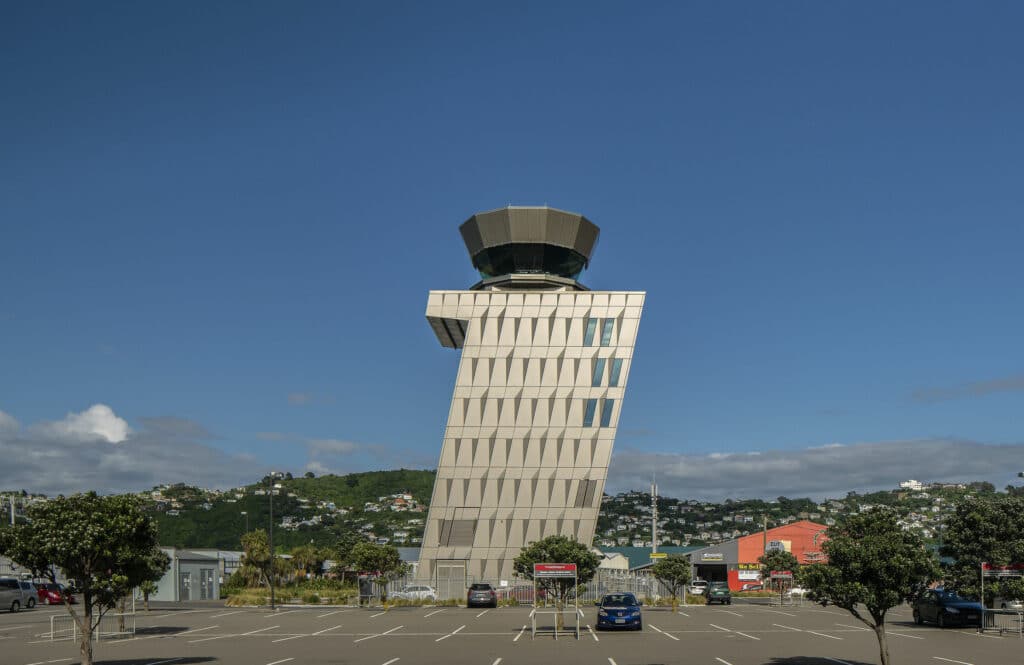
[583,318,597,346]
[600,319,614,346]
[591,358,606,387]
[609,358,623,387]
[600,399,615,427]
[583,398,597,426]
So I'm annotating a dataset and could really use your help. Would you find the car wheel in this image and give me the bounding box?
[27,598,35,609]
[937,613,946,628]
[10,601,19,613]
[913,610,922,625]
[727,600,732,605]
[1001,603,1007,610]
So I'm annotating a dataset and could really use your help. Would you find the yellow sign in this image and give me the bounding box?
[650,552,667,559]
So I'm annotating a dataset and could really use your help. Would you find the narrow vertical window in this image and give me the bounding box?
[583,318,597,346]
[609,358,624,387]
[600,319,614,346]
[591,358,606,387]
[583,398,598,426]
[600,399,615,427]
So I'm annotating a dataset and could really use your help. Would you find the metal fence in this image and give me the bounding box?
[49,613,135,641]
[983,610,1023,637]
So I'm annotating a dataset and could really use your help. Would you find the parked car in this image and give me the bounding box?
[688,580,708,595]
[467,583,498,608]
[18,581,37,609]
[36,583,76,605]
[913,589,983,627]
[705,582,731,605]
[740,583,763,591]
[993,597,1023,611]
[595,592,643,631]
[391,584,437,601]
[785,586,809,597]
[1,578,25,612]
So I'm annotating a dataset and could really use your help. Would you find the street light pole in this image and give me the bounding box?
[269,473,276,611]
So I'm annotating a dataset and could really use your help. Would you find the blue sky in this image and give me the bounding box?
[2,2,1022,499]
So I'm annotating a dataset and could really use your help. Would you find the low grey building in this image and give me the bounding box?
[151,548,221,602]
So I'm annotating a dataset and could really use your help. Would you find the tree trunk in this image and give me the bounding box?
[144,591,150,612]
[79,596,94,665]
[873,623,890,665]
[118,596,126,633]
[555,597,564,630]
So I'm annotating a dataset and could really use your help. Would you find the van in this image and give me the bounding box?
[0,578,26,612]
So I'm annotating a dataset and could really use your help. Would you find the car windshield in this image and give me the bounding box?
[602,594,638,606]
[938,591,964,601]
[470,584,492,590]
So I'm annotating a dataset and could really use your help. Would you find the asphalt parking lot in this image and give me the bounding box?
[1,598,1019,665]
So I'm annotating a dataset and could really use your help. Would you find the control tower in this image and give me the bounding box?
[419,206,645,589]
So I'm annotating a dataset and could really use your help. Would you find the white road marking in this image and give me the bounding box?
[436,624,466,641]
[424,609,446,617]
[807,630,843,640]
[312,623,343,635]
[243,625,279,635]
[189,633,234,644]
[25,660,72,665]
[720,610,743,617]
[265,659,294,665]
[514,624,526,642]
[476,609,490,618]
[371,611,388,618]
[649,624,680,641]
[491,659,502,665]
[824,659,854,665]
[0,625,32,631]
[317,609,347,618]
[772,623,802,632]
[708,623,732,632]
[269,610,301,617]
[354,625,404,643]
[177,625,218,636]
[715,659,734,665]
[677,610,690,617]
[934,658,973,665]
[608,659,617,665]
[210,611,243,618]
[587,624,599,641]
[887,631,924,640]
[761,608,797,617]
[382,659,400,665]
[271,635,304,643]
[836,623,869,631]
[734,630,760,641]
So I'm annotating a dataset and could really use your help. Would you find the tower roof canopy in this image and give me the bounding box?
[459,206,600,282]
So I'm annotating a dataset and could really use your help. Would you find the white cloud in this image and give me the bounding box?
[0,410,18,433]
[608,438,1024,501]
[308,439,360,455]
[33,404,130,443]
[0,406,263,495]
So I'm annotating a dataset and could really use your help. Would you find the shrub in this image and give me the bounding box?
[303,593,321,604]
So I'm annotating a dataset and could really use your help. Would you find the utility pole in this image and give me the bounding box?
[269,473,277,611]
[651,479,658,554]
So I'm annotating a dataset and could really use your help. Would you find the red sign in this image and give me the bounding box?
[770,570,793,578]
[534,563,577,578]
[982,563,1024,575]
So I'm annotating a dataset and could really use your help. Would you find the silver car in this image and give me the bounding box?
[0,578,34,612]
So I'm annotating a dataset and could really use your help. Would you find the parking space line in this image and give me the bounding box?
[676,610,690,617]
[586,624,598,641]
[271,635,304,643]
[734,630,760,640]
[836,623,869,631]
[354,625,404,643]
[887,630,924,640]
[269,610,301,617]
[761,608,797,617]
[371,611,388,618]
[178,625,218,636]
[382,659,400,665]
[189,633,234,644]
[649,624,680,641]
[719,610,743,617]
[772,623,802,632]
[312,624,343,635]
[608,659,617,665]
[933,658,973,665]
[475,609,490,618]
[424,609,446,617]
[210,611,243,618]
[491,659,502,665]
[243,625,279,635]
[708,623,732,633]
[807,630,842,640]
[715,659,733,665]
[435,624,466,642]
[265,659,294,665]
[317,610,347,618]
[514,624,526,642]
[25,660,72,665]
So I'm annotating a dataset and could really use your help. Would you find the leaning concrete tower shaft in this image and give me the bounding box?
[418,207,645,585]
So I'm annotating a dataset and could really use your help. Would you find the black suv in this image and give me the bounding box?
[467,583,498,608]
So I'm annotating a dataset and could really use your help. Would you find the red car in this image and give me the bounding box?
[36,583,75,605]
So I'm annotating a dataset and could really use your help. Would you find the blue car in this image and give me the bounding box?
[595,592,643,631]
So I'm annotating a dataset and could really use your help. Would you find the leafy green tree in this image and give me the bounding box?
[758,549,799,590]
[139,580,158,611]
[652,554,691,610]
[0,493,162,665]
[330,531,368,582]
[291,543,328,578]
[940,495,1024,604]
[513,535,600,629]
[802,508,939,665]
[349,541,407,603]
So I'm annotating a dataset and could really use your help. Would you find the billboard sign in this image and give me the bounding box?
[533,563,577,578]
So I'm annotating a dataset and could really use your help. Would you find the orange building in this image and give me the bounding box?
[688,520,829,591]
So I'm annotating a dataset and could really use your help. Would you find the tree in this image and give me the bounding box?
[513,535,600,629]
[0,493,162,665]
[133,548,171,612]
[802,508,939,665]
[940,495,1024,604]
[652,554,691,611]
[758,549,799,591]
[290,543,328,578]
[349,541,407,604]
[304,471,316,479]
[330,531,368,582]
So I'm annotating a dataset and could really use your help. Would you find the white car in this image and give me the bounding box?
[994,597,1023,611]
[688,580,708,595]
[392,584,437,601]
[786,586,808,597]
